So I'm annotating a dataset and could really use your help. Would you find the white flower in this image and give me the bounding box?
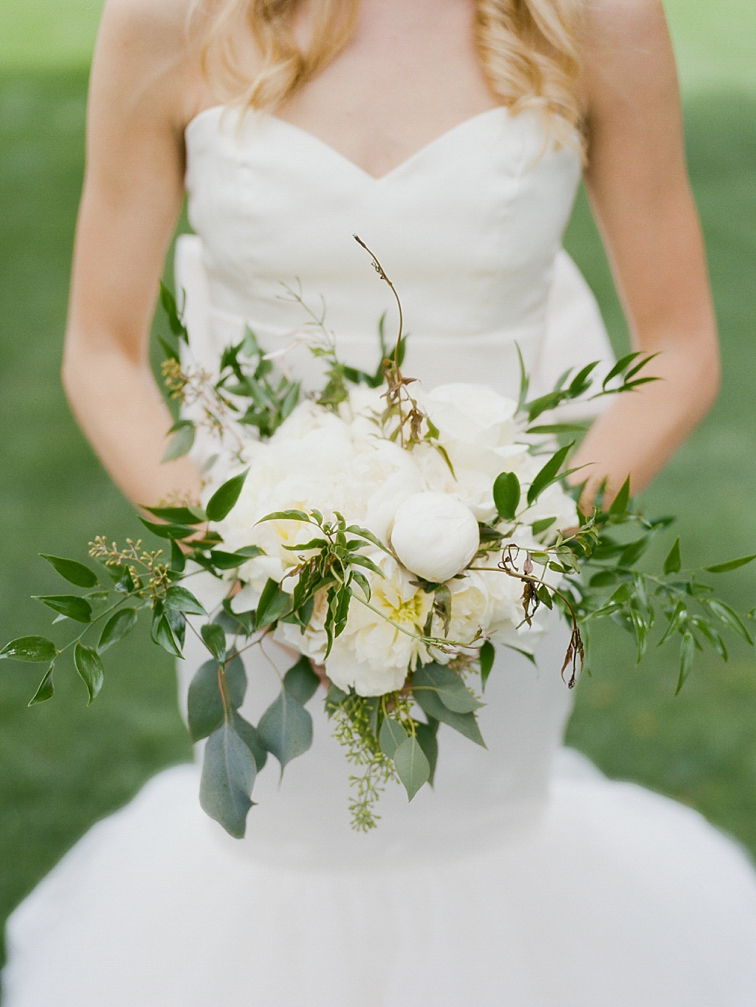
[325,553,433,696]
[390,492,480,583]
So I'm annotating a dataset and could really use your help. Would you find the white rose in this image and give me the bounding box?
[390,492,480,583]
[417,383,518,448]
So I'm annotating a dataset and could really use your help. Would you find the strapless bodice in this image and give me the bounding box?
[181,104,610,401]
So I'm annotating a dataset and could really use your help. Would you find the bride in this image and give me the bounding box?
[5,0,756,1003]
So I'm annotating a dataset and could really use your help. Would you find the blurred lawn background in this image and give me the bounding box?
[1,0,755,976]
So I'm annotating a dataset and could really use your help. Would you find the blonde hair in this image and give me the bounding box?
[189,0,583,147]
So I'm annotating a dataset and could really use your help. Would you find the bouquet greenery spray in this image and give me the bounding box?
[3,240,755,835]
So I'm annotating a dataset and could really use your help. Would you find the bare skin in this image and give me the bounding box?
[62,0,718,513]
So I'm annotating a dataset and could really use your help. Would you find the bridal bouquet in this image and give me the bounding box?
[4,241,755,835]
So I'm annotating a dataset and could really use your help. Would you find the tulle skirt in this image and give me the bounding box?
[5,746,756,1006]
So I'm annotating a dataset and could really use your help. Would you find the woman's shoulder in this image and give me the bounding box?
[93,0,205,125]
[98,0,195,48]
[581,0,668,44]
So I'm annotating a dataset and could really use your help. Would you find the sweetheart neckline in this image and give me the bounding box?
[184,104,515,183]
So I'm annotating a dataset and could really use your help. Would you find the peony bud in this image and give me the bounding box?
[390,492,480,583]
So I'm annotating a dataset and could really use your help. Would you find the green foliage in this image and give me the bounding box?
[199,723,257,839]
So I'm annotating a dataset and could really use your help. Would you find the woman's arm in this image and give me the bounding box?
[571,0,719,507]
[62,0,204,509]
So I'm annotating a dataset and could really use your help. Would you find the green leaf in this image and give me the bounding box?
[619,537,650,567]
[531,516,557,537]
[74,642,105,705]
[602,351,641,390]
[40,554,98,588]
[153,614,184,658]
[206,469,249,522]
[171,539,186,573]
[1,636,58,663]
[344,524,392,554]
[703,554,756,574]
[165,585,207,616]
[412,686,486,747]
[98,608,138,653]
[664,537,682,575]
[393,736,431,801]
[28,665,55,706]
[162,421,195,462]
[257,687,313,772]
[34,595,92,624]
[144,505,207,525]
[479,641,495,691]
[283,656,320,705]
[608,475,631,516]
[201,622,227,661]
[209,547,262,570]
[257,509,311,524]
[414,720,439,786]
[200,723,257,838]
[379,717,408,760]
[527,443,573,506]
[160,280,187,339]
[412,663,483,714]
[705,599,754,645]
[138,517,195,541]
[675,631,695,694]
[255,579,290,629]
[232,712,268,771]
[526,423,586,435]
[187,656,248,741]
[689,617,728,661]
[493,472,521,521]
[324,683,348,716]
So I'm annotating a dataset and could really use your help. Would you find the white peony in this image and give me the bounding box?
[390,492,480,583]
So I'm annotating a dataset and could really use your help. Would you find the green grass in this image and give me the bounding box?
[1,0,756,985]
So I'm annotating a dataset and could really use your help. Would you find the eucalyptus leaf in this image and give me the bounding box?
[39,554,98,588]
[379,717,408,760]
[34,595,92,624]
[0,636,58,663]
[258,687,313,772]
[206,469,250,522]
[414,721,439,786]
[412,687,486,747]
[28,664,55,706]
[162,422,195,462]
[74,642,105,705]
[98,608,138,653]
[412,663,483,714]
[200,723,257,838]
[393,736,430,801]
[187,656,248,741]
[232,712,268,771]
[283,656,320,705]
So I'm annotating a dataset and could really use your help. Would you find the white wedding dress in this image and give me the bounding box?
[5,105,756,1006]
